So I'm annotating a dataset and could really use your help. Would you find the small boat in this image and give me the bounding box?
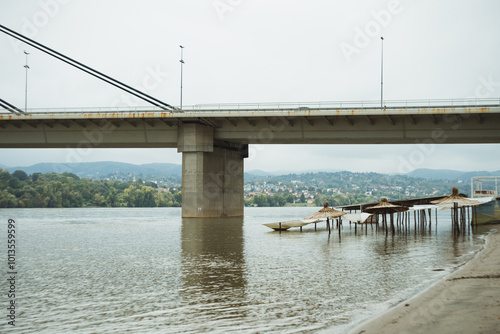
[471,176,500,225]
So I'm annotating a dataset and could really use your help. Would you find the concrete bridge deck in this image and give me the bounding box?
[1,103,499,148]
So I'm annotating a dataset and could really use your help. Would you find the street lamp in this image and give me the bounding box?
[24,50,30,112]
[179,45,184,109]
[380,37,384,108]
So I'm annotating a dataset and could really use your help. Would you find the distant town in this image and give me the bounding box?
[242,171,463,207]
[2,162,494,208]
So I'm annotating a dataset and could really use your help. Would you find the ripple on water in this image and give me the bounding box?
[0,207,485,333]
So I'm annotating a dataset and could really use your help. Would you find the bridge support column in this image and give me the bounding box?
[178,123,248,218]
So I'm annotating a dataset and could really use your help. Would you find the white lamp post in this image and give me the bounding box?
[380,37,384,108]
[24,50,30,112]
[179,45,184,109]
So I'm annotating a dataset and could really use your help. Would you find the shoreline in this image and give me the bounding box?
[347,225,500,334]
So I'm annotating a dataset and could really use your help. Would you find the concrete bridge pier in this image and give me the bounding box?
[178,123,248,218]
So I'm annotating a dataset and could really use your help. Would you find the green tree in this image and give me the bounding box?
[41,181,64,208]
[134,188,145,207]
[93,193,107,207]
[284,194,295,203]
[142,186,156,207]
[173,191,182,206]
[253,194,269,207]
[156,192,169,207]
[0,169,12,189]
[106,187,119,207]
[144,181,158,189]
[12,170,29,181]
[300,192,306,203]
[274,194,286,207]
[123,186,136,207]
[31,172,41,182]
[0,189,18,208]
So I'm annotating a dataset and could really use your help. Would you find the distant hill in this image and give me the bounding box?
[1,162,182,180]
[2,162,499,187]
[245,168,343,179]
[407,168,500,181]
[246,169,277,176]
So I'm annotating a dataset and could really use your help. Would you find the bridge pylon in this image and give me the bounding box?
[178,123,247,217]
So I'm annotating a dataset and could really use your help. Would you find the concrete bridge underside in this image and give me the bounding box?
[1,106,500,217]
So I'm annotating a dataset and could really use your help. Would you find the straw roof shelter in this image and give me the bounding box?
[363,198,408,235]
[439,196,493,209]
[430,187,480,205]
[431,187,480,235]
[363,198,409,214]
[305,202,347,219]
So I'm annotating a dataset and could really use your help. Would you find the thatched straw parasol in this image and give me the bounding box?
[431,187,479,234]
[430,187,479,205]
[363,198,408,235]
[363,198,409,214]
[305,202,347,233]
[305,202,347,219]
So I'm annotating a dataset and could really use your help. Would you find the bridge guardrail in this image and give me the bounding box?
[1,98,499,114]
[186,98,500,112]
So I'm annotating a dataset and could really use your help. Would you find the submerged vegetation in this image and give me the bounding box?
[0,169,181,208]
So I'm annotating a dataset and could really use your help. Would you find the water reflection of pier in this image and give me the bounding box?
[181,217,247,318]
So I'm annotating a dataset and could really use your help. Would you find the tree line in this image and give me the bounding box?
[244,192,378,207]
[0,169,182,208]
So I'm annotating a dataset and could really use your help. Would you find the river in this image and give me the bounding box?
[0,207,486,333]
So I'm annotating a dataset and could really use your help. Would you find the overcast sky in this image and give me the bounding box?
[1,0,499,173]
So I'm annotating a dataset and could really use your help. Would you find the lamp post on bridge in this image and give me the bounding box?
[380,37,384,109]
[179,45,184,110]
[23,50,30,112]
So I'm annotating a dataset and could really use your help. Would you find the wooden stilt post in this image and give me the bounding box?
[428,208,432,231]
[414,211,417,231]
[390,213,395,236]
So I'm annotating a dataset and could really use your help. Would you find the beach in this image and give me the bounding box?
[349,226,500,334]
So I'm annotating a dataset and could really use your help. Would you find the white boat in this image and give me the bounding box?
[471,176,500,224]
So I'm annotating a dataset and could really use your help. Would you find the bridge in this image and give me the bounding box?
[1,99,500,217]
[2,25,500,217]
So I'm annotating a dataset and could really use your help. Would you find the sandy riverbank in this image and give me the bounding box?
[348,226,500,334]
